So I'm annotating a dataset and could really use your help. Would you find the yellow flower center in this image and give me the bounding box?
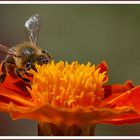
[28,61,106,109]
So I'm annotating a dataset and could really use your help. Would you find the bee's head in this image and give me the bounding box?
[37,54,52,65]
[24,51,53,71]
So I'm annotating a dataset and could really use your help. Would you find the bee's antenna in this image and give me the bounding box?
[25,14,41,45]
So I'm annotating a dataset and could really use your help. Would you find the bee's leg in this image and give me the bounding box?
[24,72,33,77]
[22,70,33,77]
[15,68,30,83]
[24,61,35,76]
[0,61,7,83]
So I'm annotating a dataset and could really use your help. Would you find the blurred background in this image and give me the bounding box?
[0,4,140,136]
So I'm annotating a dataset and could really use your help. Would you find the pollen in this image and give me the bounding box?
[28,61,107,109]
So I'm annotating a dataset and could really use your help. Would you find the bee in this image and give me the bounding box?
[0,14,53,83]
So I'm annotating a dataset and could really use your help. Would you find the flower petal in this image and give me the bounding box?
[0,102,11,112]
[1,75,30,96]
[102,80,134,100]
[106,86,140,109]
[101,114,140,125]
[8,102,140,126]
[96,61,108,83]
[98,86,140,125]
[102,86,140,109]
[0,86,34,113]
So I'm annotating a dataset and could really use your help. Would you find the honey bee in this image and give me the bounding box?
[0,14,53,83]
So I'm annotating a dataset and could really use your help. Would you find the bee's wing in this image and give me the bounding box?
[25,14,41,45]
[0,44,20,57]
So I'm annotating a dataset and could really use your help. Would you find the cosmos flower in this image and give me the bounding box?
[0,61,140,136]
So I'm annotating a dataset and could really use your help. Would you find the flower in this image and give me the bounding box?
[0,60,140,134]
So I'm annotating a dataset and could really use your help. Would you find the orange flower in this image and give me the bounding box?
[0,61,140,135]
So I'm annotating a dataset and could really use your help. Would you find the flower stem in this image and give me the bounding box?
[38,122,96,136]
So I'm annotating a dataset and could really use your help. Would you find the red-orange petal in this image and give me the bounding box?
[104,86,140,110]
[96,60,108,83]
[102,80,134,99]
[105,86,140,110]
[98,86,140,125]
[101,113,140,125]
[6,101,139,126]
